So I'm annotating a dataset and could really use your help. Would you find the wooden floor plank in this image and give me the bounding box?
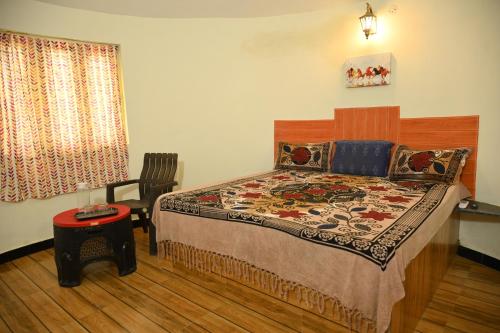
[101,302,169,333]
[415,319,447,333]
[422,305,500,333]
[133,241,311,330]
[428,299,500,331]
[133,250,299,333]
[445,313,500,333]
[460,286,500,306]
[0,228,498,333]
[438,280,500,308]
[133,240,316,332]
[0,279,48,333]
[30,251,169,333]
[444,274,500,296]
[0,263,87,333]
[0,316,13,333]
[77,311,127,333]
[31,251,122,310]
[154,252,348,333]
[142,231,500,333]
[434,289,500,321]
[12,256,127,332]
[110,266,279,333]
[13,257,95,319]
[87,270,208,333]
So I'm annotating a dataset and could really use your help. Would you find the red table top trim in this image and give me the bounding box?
[53,204,131,228]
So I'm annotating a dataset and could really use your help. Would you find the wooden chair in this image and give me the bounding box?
[106,153,178,233]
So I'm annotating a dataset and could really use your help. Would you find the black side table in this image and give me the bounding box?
[53,204,136,287]
[456,200,500,270]
[457,200,500,217]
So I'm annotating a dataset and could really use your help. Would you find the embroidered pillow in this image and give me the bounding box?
[388,145,471,184]
[331,140,394,177]
[275,142,333,172]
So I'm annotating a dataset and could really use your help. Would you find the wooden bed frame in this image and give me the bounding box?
[153,106,479,332]
[273,106,479,332]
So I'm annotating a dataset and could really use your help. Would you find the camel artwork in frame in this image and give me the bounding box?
[345,53,391,88]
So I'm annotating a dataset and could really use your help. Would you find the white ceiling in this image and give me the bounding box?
[35,0,340,18]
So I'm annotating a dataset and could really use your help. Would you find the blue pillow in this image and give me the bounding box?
[332,140,393,177]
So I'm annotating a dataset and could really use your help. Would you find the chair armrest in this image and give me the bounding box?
[106,179,139,203]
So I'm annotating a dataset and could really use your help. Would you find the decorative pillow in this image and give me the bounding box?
[331,140,393,177]
[388,145,471,184]
[275,142,333,172]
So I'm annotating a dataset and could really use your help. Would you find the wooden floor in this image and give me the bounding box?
[0,229,499,333]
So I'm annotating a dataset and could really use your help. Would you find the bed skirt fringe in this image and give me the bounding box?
[158,240,377,333]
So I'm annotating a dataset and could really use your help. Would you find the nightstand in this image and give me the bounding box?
[457,200,500,217]
[456,200,500,270]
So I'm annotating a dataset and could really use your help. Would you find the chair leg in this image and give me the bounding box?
[149,220,157,256]
[138,212,148,233]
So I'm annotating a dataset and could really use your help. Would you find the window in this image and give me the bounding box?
[0,31,128,202]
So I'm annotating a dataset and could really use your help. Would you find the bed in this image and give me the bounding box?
[152,106,479,333]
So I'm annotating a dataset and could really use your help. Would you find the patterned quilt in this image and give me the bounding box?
[159,170,451,270]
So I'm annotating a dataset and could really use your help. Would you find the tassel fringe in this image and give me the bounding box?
[158,240,377,333]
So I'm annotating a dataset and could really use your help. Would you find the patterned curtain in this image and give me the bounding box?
[0,32,129,202]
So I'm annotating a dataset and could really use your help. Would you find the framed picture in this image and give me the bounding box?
[345,53,391,88]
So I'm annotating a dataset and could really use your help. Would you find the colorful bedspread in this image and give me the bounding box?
[159,170,450,270]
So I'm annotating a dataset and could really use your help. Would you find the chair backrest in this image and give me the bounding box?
[138,153,178,200]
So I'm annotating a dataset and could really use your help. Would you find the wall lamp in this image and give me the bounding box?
[359,3,377,39]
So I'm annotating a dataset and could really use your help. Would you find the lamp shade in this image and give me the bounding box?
[359,3,377,39]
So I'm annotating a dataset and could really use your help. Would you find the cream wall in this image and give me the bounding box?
[1,0,499,258]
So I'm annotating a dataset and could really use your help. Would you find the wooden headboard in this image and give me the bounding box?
[274,106,479,197]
